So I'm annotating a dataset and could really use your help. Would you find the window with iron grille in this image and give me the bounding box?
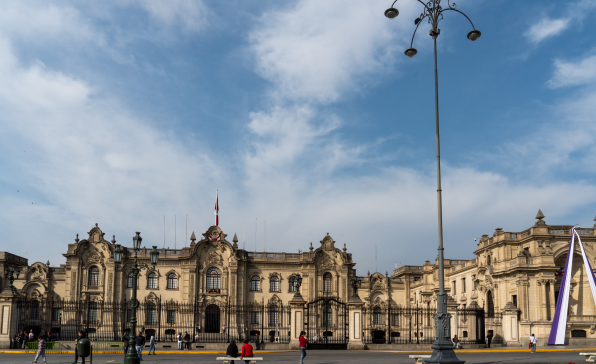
[322,305,332,326]
[251,312,260,324]
[31,301,39,320]
[88,303,98,324]
[167,273,178,289]
[206,267,221,290]
[323,272,332,292]
[270,276,279,292]
[147,273,158,289]
[146,304,156,324]
[251,276,260,291]
[289,276,297,292]
[373,307,382,325]
[391,313,399,326]
[88,266,100,287]
[52,308,61,322]
[269,306,279,325]
[167,310,176,324]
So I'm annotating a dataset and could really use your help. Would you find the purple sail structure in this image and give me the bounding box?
[548,228,596,345]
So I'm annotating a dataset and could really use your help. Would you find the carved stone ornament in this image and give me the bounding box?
[129,298,140,309]
[206,252,223,266]
[433,312,452,341]
[320,258,335,271]
[87,253,101,264]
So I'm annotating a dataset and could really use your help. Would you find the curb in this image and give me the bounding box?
[378,348,596,353]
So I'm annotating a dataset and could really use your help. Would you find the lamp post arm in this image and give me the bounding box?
[409,14,427,48]
[440,8,478,30]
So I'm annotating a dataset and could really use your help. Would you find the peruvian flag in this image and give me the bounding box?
[214,190,219,226]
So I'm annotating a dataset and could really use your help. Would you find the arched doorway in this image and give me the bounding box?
[205,304,220,333]
[486,290,494,317]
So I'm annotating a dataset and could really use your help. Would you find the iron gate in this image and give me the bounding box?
[305,297,348,350]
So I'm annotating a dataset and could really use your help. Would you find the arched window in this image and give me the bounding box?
[127,273,134,288]
[88,266,100,287]
[147,273,157,289]
[323,272,332,292]
[289,276,297,292]
[206,267,221,291]
[373,307,382,325]
[251,276,261,291]
[270,276,279,292]
[167,273,178,289]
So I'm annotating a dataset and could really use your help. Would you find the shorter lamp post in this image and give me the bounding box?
[113,232,159,364]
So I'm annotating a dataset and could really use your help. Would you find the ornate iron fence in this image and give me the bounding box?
[15,299,290,344]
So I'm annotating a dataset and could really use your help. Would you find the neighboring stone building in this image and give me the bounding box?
[1,211,595,348]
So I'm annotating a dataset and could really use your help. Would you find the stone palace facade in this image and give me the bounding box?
[1,211,595,348]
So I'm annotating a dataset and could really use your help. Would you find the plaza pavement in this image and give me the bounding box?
[1,347,595,364]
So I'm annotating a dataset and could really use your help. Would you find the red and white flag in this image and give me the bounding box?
[214,190,219,226]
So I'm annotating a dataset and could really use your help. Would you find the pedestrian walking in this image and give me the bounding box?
[183,331,191,350]
[122,332,130,356]
[452,334,459,349]
[530,333,537,353]
[240,339,253,364]
[148,334,156,355]
[299,331,307,364]
[134,331,145,361]
[32,335,46,364]
[226,339,240,364]
[177,333,182,350]
[487,331,493,348]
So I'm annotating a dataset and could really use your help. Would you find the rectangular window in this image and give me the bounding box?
[31,306,39,320]
[391,314,399,326]
[512,295,517,308]
[510,233,517,239]
[251,312,260,324]
[269,308,279,325]
[146,308,156,324]
[462,278,466,293]
[452,281,456,295]
[52,308,61,322]
[88,308,98,324]
[167,310,176,324]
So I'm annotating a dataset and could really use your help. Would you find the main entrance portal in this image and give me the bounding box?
[305,297,348,350]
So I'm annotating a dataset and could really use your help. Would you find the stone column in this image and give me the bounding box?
[289,294,306,350]
[536,279,544,320]
[502,302,520,345]
[548,279,556,321]
[0,286,19,349]
[347,296,365,350]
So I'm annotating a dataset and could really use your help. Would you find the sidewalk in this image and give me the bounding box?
[375,345,596,353]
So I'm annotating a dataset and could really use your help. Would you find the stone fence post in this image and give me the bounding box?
[348,296,364,350]
[0,286,19,349]
[289,294,306,349]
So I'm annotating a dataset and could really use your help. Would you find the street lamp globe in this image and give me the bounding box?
[467,30,481,41]
[113,244,123,264]
[132,232,142,251]
[384,7,399,19]
[404,48,418,58]
[150,246,160,265]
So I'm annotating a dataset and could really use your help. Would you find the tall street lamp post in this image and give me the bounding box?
[384,1,480,363]
[113,232,160,364]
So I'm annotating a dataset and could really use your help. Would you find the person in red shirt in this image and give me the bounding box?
[240,339,253,363]
[299,331,307,363]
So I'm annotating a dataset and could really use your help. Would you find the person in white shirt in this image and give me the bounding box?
[177,333,183,350]
[313,334,318,344]
[148,335,156,355]
[530,333,537,353]
[194,333,199,342]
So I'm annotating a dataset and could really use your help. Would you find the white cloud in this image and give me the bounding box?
[548,55,596,88]
[525,17,570,44]
[134,0,208,33]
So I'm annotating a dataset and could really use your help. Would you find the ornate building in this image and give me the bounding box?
[1,211,595,348]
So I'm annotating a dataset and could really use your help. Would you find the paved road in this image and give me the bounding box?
[1,350,591,364]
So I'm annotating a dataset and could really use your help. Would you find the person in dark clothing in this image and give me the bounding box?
[183,332,191,350]
[226,340,240,364]
[134,331,146,361]
[72,331,87,364]
[122,332,130,356]
[487,331,493,348]
[18,331,25,349]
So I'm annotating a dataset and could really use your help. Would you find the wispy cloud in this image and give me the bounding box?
[525,17,570,44]
[548,55,596,88]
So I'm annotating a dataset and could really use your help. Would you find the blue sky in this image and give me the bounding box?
[1,0,596,275]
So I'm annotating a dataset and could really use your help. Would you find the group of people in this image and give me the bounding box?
[177,332,192,350]
[16,330,52,349]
